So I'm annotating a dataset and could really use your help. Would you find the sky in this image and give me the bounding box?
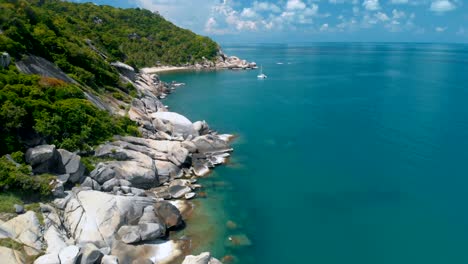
[70,0,468,43]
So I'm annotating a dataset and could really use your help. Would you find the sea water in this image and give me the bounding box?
[161,43,468,264]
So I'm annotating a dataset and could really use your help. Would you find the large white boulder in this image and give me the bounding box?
[152,112,198,138]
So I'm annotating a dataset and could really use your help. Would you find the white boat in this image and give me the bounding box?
[257,65,267,79]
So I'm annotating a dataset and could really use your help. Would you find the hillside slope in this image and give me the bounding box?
[0,0,219,88]
[0,0,225,156]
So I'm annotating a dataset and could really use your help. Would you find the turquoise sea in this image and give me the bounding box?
[161,43,468,264]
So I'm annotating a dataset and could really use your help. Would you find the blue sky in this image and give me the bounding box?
[71,0,467,43]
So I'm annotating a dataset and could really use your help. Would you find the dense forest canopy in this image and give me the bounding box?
[0,0,220,88]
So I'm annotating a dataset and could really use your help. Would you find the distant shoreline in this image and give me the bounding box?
[141,66,192,74]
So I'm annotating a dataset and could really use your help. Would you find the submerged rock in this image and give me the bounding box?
[181,252,222,264]
[225,234,252,248]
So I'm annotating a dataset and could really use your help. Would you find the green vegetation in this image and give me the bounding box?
[0,190,48,225]
[0,0,219,88]
[0,156,54,195]
[0,0,220,197]
[0,192,23,214]
[24,203,44,225]
[0,66,140,155]
[0,237,44,264]
[0,238,24,251]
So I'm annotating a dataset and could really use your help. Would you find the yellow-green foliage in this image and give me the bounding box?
[0,238,23,251]
[0,157,54,196]
[0,192,23,214]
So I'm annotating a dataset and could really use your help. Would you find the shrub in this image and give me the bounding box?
[0,156,53,196]
[10,151,24,164]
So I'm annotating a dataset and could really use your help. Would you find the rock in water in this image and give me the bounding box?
[184,192,196,200]
[168,185,191,199]
[192,135,231,153]
[25,145,61,174]
[138,223,164,241]
[154,202,183,229]
[181,252,222,264]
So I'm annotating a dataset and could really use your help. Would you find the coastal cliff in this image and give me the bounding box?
[0,0,253,263]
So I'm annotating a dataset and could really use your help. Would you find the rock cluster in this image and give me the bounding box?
[2,59,232,263]
[193,52,257,70]
[215,54,257,70]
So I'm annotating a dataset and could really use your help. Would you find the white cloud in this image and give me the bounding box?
[363,0,380,10]
[241,8,257,18]
[304,4,319,16]
[392,9,406,19]
[287,0,307,10]
[375,12,389,21]
[252,1,281,13]
[136,0,217,31]
[430,0,456,12]
[435,26,447,32]
[320,23,329,31]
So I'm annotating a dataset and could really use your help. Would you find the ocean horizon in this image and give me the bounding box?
[161,42,468,264]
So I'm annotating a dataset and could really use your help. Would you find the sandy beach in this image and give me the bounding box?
[141,66,192,74]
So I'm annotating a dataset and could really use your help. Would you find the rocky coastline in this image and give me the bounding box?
[0,52,250,264]
[142,52,258,74]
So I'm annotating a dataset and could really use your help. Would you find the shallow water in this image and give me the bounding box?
[161,43,468,264]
